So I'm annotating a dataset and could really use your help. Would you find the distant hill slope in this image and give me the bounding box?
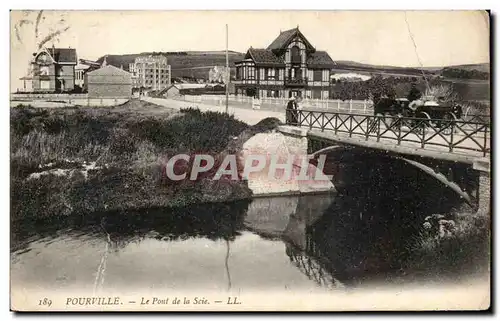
[96,51,245,80]
[96,52,489,81]
[445,63,490,73]
[333,60,489,80]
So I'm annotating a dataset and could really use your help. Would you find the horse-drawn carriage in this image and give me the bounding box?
[371,95,463,134]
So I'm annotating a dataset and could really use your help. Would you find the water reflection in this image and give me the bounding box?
[11,197,342,293]
[11,151,484,294]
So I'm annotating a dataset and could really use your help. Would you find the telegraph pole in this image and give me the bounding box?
[225,24,229,114]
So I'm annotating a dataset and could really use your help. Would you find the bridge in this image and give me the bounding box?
[280,109,491,215]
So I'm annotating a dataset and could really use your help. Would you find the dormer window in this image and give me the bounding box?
[36,52,51,65]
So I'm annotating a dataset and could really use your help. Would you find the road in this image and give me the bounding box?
[142,97,285,125]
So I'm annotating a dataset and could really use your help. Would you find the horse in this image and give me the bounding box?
[368,97,406,133]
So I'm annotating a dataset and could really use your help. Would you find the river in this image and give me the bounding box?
[10,152,490,301]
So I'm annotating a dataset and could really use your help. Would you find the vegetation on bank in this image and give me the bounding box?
[330,75,490,104]
[403,205,490,279]
[441,67,489,80]
[10,100,280,221]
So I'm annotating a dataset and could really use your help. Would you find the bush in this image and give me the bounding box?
[10,103,255,221]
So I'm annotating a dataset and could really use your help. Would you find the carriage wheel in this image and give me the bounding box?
[415,111,431,134]
[442,112,457,135]
[369,113,384,133]
[392,113,403,130]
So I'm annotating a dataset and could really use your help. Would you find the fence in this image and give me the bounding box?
[10,93,130,107]
[287,109,491,157]
[178,94,374,113]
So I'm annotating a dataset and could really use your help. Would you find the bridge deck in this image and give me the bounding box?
[308,129,488,164]
[284,110,490,166]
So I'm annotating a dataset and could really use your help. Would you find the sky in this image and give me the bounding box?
[10,10,490,90]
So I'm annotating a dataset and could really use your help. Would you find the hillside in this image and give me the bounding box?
[333,60,437,76]
[333,60,489,80]
[96,52,489,82]
[96,51,245,80]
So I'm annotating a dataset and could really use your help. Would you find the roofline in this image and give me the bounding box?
[308,64,336,69]
[254,62,285,67]
[246,49,257,63]
[267,28,316,52]
[34,48,57,64]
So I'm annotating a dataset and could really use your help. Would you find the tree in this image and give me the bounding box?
[425,84,458,103]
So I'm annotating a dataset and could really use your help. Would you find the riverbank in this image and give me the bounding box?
[11,99,287,221]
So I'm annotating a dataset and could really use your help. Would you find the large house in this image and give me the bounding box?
[233,27,336,99]
[29,46,78,92]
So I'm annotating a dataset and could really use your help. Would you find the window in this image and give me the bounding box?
[39,66,50,76]
[248,66,255,79]
[313,70,322,81]
[291,46,301,64]
[267,68,276,80]
[40,80,50,90]
[322,70,329,82]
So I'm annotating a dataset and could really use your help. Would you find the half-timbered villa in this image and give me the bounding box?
[233,27,336,99]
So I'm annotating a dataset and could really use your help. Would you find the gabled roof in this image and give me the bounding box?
[79,58,100,66]
[46,48,77,64]
[245,48,284,65]
[306,51,336,68]
[87,65,131,76]
[266,27,315,52]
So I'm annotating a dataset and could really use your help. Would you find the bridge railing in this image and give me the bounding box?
[286,109,491,157]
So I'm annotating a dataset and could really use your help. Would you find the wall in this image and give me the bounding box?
[240,127,335,196]
[60,65,76,91]
[87,71,132,98]
[32,64,56,92]
[10,93,129,107]
[88,83,132,98]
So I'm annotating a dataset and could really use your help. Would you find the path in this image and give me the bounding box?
[142,97,285,125]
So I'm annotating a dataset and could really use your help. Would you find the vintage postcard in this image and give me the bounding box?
[9,10,491,312]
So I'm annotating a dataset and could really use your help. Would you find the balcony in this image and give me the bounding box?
[284,77,308,87]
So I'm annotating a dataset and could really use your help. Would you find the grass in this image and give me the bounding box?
[402,204,490,279]
[10,100,271,222]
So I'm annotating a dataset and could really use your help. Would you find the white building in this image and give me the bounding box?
[129,55,172,90]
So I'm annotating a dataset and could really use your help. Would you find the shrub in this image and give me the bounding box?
[10,102,255,221]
